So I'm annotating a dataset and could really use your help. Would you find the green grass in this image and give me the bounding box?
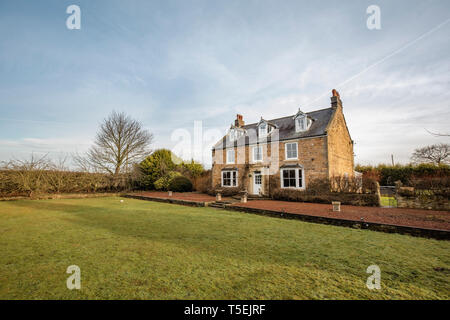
[381,196,397,207]
[0,197,448,300]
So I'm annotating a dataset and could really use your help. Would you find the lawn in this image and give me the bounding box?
[0,197,448,299]
[380,196,398,207]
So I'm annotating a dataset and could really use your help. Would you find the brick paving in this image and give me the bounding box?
[131,192,449,231]
[232,200,450,231]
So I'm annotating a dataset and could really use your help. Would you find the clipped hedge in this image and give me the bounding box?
[0,170,131,197]
[355,163,450,186]
[269,176,380,207]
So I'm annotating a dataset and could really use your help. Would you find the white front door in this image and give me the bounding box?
[253,172,262,195]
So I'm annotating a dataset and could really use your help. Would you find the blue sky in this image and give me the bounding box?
[0,0,449,166]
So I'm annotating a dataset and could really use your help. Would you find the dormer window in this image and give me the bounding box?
[229,127,245,141]
[257,118,275,138]
[296,116,306,132]
[259,122,267,137]
[294,108,312,133]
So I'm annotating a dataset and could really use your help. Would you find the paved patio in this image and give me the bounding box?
[129,191,450,233]
[231,200,450,231]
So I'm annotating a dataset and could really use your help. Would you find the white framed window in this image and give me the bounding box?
[295,116,312,132]
[295,116,306,132]
[253,145,263,162]
[285,142,298,160]
[226,148,235,164]
[222,170,238,187]
[280,168,304,189]
[259,123,267,137]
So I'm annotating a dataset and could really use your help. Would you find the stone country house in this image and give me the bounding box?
[211,89,355,196]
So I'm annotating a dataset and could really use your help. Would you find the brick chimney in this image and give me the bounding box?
[235,114,244,127]
[331,89,342,109]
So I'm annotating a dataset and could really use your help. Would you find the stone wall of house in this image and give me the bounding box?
[211,147,249,192]
[326,105,354,177]
[269,136,328,195]
[212,135,329,196]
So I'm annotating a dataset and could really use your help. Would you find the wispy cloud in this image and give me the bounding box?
[0,0,449,165]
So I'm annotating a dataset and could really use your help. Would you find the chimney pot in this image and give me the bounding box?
[331,89,342,109]
[235,114,244,127]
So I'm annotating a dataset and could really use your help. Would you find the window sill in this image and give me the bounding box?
[281,186,305,190]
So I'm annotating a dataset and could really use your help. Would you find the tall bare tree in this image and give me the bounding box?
[79,111,153,177]
[411,143,450,165]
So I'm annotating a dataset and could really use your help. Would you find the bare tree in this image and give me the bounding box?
[411,143,450,165]
[79,111,153,177]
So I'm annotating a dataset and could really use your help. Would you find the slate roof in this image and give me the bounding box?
[213,107,335,150]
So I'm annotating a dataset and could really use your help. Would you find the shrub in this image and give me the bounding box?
[154,171,182,191]
[169,176,193,192]
[139,149,181,189]
[270,176,380,207]
[179,160,204,179]
[272,188,379,206]
[362,169,381,182]
[192,170,211,193]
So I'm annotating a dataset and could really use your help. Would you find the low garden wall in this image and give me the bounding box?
[272,190,380,206]
[227,205,450,240]
[396,190,450,211]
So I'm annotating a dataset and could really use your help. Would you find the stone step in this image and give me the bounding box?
[215,200,234,204]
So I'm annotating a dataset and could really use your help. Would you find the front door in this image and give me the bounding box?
[253,172,262,195]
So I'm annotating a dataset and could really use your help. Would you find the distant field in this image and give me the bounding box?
[0,197,448,299]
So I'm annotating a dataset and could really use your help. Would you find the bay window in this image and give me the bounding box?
[280,167,304,189]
